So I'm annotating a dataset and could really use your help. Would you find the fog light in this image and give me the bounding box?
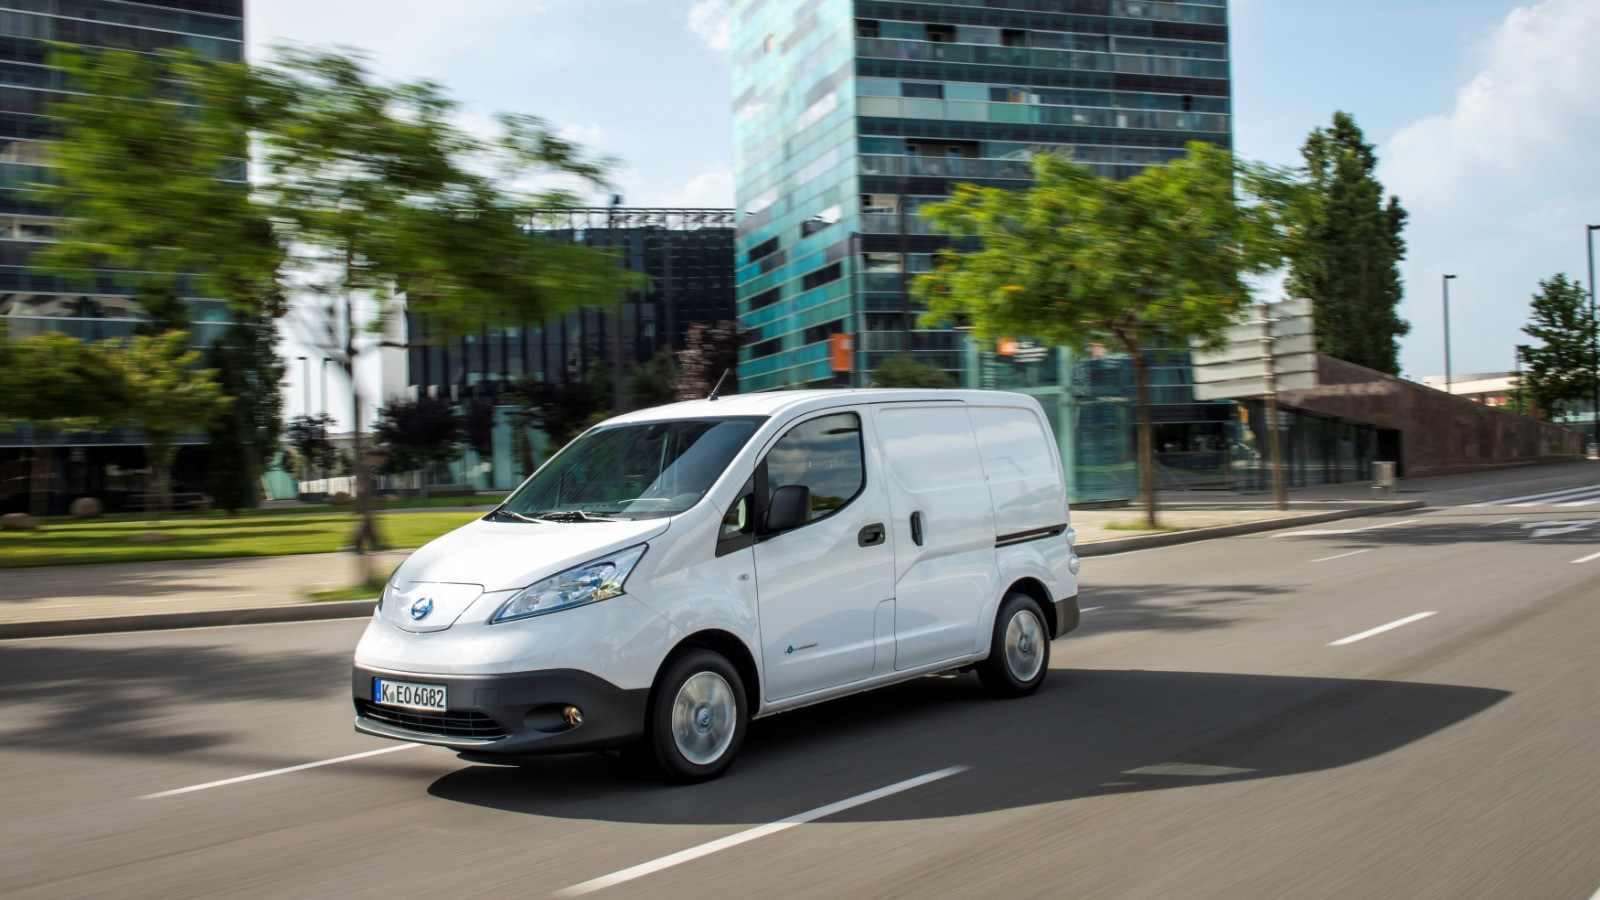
[562,705,583,727]
[1069,554,1081,575]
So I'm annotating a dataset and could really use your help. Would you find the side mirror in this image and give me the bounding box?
[764,484,811,533]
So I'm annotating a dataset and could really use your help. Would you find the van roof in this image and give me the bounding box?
[603,389,1040,426]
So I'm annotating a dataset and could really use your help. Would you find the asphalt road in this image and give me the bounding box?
[3,467,1597,899]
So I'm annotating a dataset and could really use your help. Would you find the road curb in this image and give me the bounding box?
[2,500,1426,639]
[1076,500,1426,557]
[0,598,378,640]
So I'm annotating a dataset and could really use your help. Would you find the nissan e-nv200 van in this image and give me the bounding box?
[352,389,1080,781]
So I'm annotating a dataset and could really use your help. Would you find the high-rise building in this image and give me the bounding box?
[0,1,245,512]
[405,207,737,406]
[730,0,1231,390]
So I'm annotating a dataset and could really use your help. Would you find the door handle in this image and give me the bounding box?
[858,523,885,547]
[910,511,924,547]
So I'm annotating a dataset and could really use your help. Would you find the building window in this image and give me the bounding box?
[901,82,943,99]
[801,263,842,291]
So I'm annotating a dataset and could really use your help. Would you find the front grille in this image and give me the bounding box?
[356,700,508,740]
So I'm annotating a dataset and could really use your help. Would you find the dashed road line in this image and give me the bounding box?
[1572,549,1600,565]
[141,743,422,799]
[555,766,970,897]
[1310,549,1373,563]
[1468,484,1600,507]
[1328,612,1437,646]
[1270,519,1417,539]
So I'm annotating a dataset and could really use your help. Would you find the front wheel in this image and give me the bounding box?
[644,649,748,783]
[977,593,1051,698]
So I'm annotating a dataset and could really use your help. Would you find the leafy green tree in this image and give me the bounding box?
[103,331,232,520]
[283,413,339,482]
[627,347,681,409]
[1287,112,1409,374]
[913,144,1295,527]
[373,396,464,497]
[870,353,955,388]
[40,47,287,330]
[205,315,285,513]
[250,48,638,570]
[0,329,126,516]
[1519,274,1596,420]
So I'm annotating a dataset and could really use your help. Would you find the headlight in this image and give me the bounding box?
[491,544,647,624]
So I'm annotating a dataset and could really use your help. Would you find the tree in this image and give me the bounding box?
[1287,112,1409,374]
[676,320,741,400]
[205,315,286,513]
[283,413,339,483]
[103,331,232,519]
[251,48,639,574]
[40,47,287,331]
[627,347,681,409]
[913,144,1295,527]
[373,396,464,497]
[0,329,126,516]
[870,354,955,388]
[1519,274,1596,419]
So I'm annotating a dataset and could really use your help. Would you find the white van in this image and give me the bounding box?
[352,389,1080,781]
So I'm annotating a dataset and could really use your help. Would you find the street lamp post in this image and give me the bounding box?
[297,355,310,418]
[320,357,330,418]
[1442,274,1457,393]
[1586,225,1598,445]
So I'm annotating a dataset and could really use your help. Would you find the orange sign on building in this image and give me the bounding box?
[996,337,1019,356]
[830,333,854,373]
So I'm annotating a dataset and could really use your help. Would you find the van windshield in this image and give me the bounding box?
[492,417,764,522]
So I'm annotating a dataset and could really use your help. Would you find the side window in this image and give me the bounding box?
[764,412,865,524]
[716,477,755,556]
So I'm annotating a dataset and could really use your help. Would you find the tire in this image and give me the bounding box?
[977,592,1051,698]
[644,648,749,783]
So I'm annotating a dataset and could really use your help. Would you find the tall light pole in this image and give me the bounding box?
[1586,225,1598,445]
[1442,274,1457,393]
[296,355,310,418]
[320,357,330,418]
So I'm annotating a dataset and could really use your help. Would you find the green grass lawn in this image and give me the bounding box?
[0,511,482,569]
[39,493,502,526]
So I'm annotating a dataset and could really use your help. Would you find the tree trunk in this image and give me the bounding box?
[1123,333,1158,529]
[147,437,175,523]
[343,265,382,584]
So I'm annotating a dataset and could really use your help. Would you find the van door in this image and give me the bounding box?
[753,410,896,701]
[872,402,998,669]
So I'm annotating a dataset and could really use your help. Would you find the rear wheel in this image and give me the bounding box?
[977,593,1051,698]
[644,649,748,783]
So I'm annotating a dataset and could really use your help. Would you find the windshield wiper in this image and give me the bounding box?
[526,510,631,522]
[489,508,547,523]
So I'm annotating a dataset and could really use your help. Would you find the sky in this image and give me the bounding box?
[252,0,1600,420]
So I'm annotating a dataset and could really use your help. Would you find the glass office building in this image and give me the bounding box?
[407,207,737,404]
[0,0,244,513]
[730,0,1231,391]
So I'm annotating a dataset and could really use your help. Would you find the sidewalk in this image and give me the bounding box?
[3,459,1592,637]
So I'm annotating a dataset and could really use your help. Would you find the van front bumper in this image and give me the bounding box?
[352,665,649,754]
[1052,594,1080,638]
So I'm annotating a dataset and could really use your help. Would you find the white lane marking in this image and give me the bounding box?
[1482,515,1523,526]
[141,743,421,798]
[1081,606,1104,612]
[1310,548,1373,563]
[555,766,970,897]
[1328,612,1437,646]
[1572,549,1600,564]
[1270,519,1417,538]
[1521,519,1600,539]
[1555,496,1600,508]
[1467,484,1600,507]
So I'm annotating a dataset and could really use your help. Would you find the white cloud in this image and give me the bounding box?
[687,0,732,52]
[1381,0,1600,377]
[645,167,736,208]
[558,121,609,150]
[1382,0,1598,208]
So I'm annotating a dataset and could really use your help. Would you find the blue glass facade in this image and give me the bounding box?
[730,0,1231,391]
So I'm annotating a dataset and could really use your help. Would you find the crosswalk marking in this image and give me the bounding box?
[1468,484,1600,508]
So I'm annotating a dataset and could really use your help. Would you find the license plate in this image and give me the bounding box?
[372,678,446,712]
